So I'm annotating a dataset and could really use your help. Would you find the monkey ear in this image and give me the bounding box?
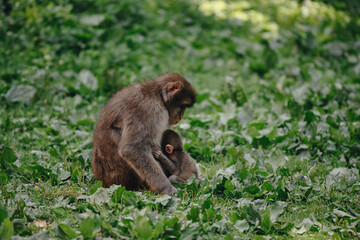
[165,144,174,154]
[167,81,183,93]
[162,81,183,104]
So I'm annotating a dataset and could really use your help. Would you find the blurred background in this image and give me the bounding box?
[1,0,359,94]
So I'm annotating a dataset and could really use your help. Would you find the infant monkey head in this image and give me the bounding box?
[159,130,200,183]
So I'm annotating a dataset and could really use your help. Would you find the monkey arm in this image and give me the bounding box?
[153,149,179,175]
[118,123,177,195]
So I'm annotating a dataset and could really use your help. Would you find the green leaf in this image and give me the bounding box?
[279,222,294,233]
[0,218,14,240]
[187,206,200,222]
[155,195,172,207]
[261,210,272,233]
[89,187,109,205]
[79,217,101,239]
[132,216,153,240]
[333,209,353,218]
[270,202,285,222]
[277,188,288,201]
[234,219,249,233]
[122,191,138,206]
[0,205,8,225]
[261,182,274,192]
[202,207,217,223]
[89,181,103,195]
[79,218,93,238]
[230,211,242,223]
[112,186,126,203]
[216,165,236,178]
[5,85,36,104]
[247,125,261,138]
[201,199,213,210]
[246,204,262,225]
[1,147,17,169]
[58,224,77,239]
[244,184,260,195]
[224,179,234,191]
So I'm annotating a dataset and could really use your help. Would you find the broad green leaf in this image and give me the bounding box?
[247,125,261,138]
[122,191,138,206]
[89,187,110,205]
[216,165,235,178]
[224,179,234,191]
[261,182,274,192]
[1,147,17,169]
[261,210,272,233]
[187,206,200,222]
[244,184,259,195]
[89,181,103,195]
[234,219,249,233]
[202,207,217,223]
[155,195,172,206]
[0,205,8,225]
[112,186,126,203]
[246,204,262,225]
[79,218,94,238]
[58,224,77,239]
[244,153,256,165]
[270,202,285,222]
[0,218,13,240]
[5,85,36,104]
[230,211,242,223]
[132,216,153,240]
[333,209,353,219]
[326,167,359,187]
[79,216,101,238]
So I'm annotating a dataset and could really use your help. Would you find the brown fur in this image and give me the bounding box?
[92,73,196,194]
[153,130,200,183]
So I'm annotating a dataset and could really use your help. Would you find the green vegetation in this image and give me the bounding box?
[1,0,359,239]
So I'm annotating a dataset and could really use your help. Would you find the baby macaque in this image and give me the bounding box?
[153,130,200,183]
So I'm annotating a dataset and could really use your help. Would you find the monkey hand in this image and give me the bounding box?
[153,147,162,159]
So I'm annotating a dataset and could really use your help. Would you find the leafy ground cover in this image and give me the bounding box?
[1,0,360,239]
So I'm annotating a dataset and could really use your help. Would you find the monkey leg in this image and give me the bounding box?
[169,175,186,183]
[120,147,177,195]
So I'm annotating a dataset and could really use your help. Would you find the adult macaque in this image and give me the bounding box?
[153,130,200,183]
[92,73,196,194]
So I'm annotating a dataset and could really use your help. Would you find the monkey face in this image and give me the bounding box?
[168,97,196,124]
[168,105,186,124]
[162,78,196,125]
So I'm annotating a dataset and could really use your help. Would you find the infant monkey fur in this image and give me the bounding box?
[153,129,200,183]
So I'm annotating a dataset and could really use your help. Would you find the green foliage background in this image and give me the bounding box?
[0,0,359,239]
